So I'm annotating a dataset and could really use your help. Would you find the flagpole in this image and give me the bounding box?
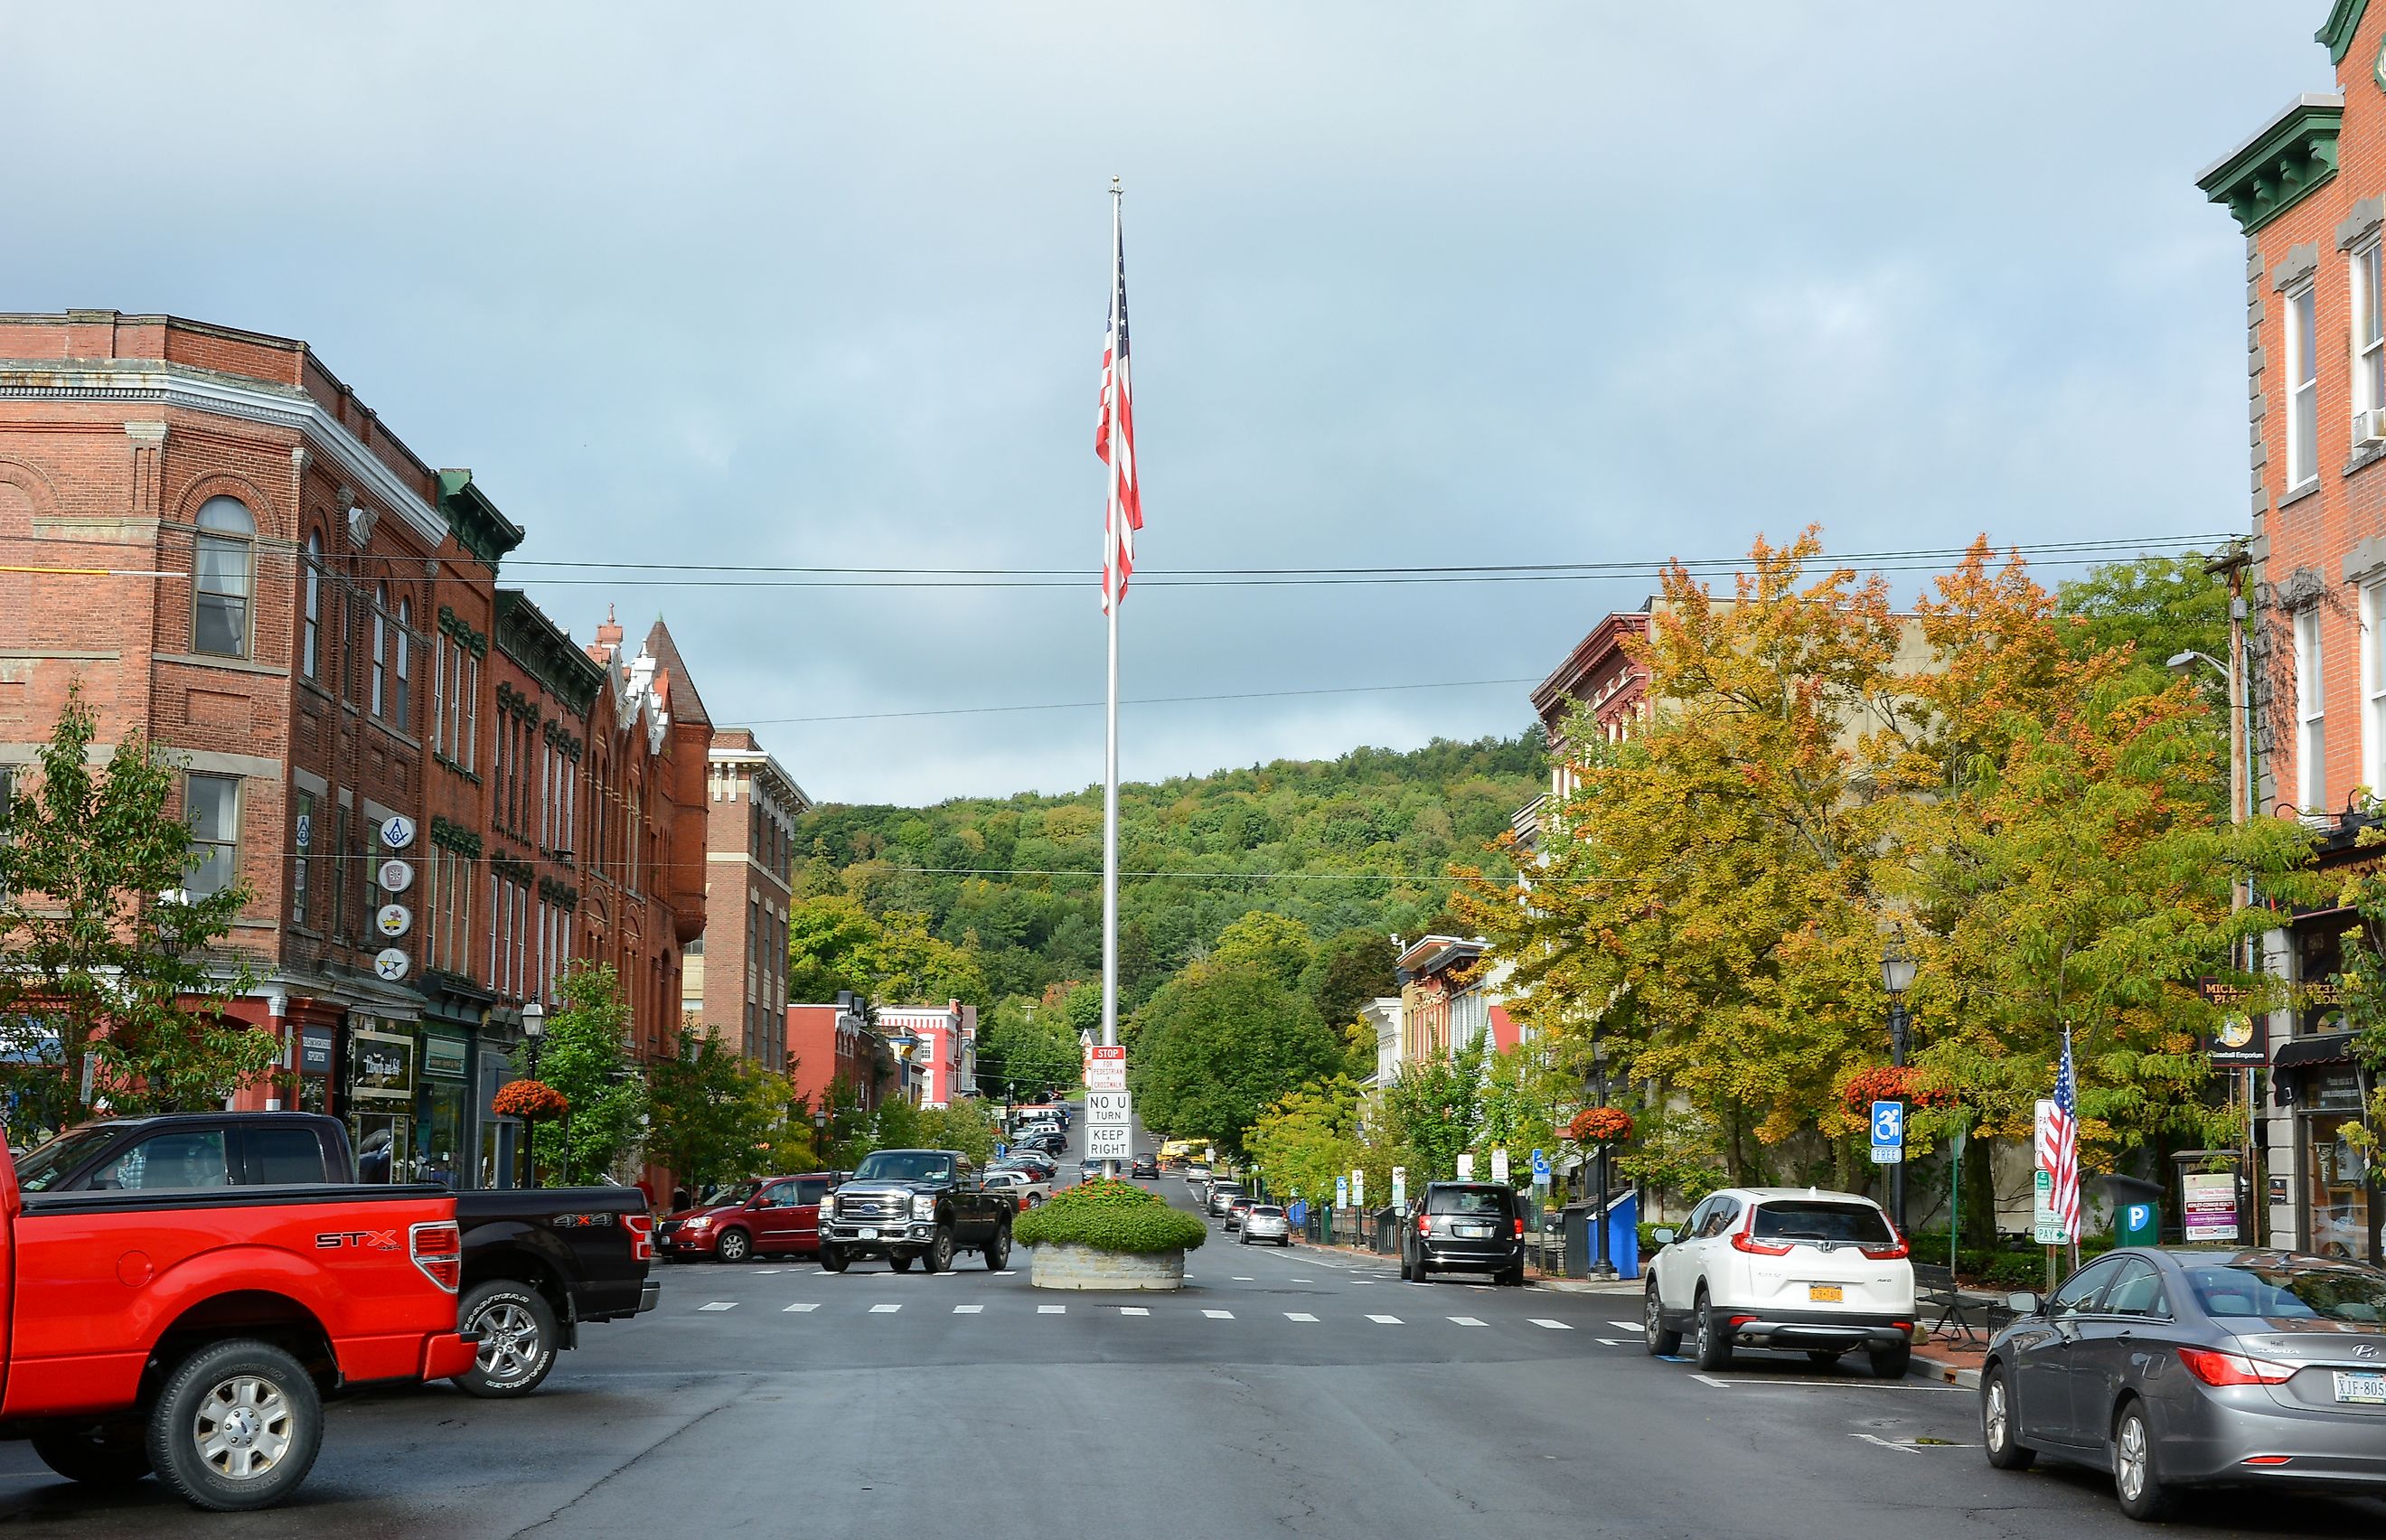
[1100,179,1124,1175]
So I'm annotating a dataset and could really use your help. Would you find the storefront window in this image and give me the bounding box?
[348,1016,417,1183]
[2307,1113,2372,1262]
[415,1031,470,1188]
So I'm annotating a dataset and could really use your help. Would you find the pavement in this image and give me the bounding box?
[5,1127,2379,1535]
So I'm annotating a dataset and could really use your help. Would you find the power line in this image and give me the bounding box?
[743,676,1542,726]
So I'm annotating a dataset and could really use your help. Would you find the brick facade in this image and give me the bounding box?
[688,726,805,1069]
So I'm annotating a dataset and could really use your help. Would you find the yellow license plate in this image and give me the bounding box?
[1808,1284,1844,1303]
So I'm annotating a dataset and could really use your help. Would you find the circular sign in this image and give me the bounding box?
[379,815,417,851]
[376,904,413,939]
[378,858,415,894]
[373,947,410,981]
[2216,1015,2254,1051]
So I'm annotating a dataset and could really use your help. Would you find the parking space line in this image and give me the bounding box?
[783,1302,820,1313]
[1690,1373,1732,1388]
[1530,1319,1572,1330]
[1367,1314,1403,1325]
[869,1303,902,1314]
[953,1304,982,1314]
[1203,1310,1234,1319]
[698,1301,737,1311]
[1448,1316,1488,1327]
[1284,1311,1319,1322]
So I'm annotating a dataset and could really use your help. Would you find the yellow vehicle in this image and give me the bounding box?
[1159,1138,1214,1166]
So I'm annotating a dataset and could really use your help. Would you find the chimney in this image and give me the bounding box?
[594,605,624,659]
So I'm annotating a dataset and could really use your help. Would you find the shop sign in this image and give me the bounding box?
[376,904,412,939]
[373,947,410,981]
[2195,979,2270,1066]
[379,815,417,850]
[298,1028,334,1075]
[424,1035,468,1079]
[378,859,414,894]
[2183,1170,2240,1243]
[350,1025,416,1102]
[2312,1068,2365,1113]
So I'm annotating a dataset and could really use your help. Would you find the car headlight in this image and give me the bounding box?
[685,1216,712,1230]
[912,1193,938,1221]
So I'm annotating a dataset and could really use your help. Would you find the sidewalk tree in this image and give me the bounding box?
[645,1020,794,1195]
[1245,1076,1362,1207]
[0,689,273,1128]
[516,962,648,1183]
[1126,960,1339,1159]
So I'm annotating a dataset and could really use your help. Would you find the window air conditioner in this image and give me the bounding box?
[2358,408,2386,447]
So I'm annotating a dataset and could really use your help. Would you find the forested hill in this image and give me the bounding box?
[791,731,1544,1012]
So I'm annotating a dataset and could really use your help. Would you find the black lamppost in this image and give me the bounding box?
[1588,1024,1615,1281]
[521,1000,547,1190]
[1880,927,1918,1232]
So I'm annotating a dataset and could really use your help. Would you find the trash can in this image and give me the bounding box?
[1561,1201,1593,1277]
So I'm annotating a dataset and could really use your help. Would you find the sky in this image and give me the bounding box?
[0,3,2330,805]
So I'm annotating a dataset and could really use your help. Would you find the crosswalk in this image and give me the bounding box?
[681,1297,1607,1334]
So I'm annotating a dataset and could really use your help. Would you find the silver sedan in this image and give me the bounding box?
[1239,1204,1292,1246]
[1981,1247,2386,1521]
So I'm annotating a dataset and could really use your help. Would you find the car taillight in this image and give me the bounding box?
[2179,1348,2296,1386]
[410,1220,462,1294]
[623,1212,654,1264]
[1513,1216,1525,1238]
[1730,1210,1791,1255]
[1859,1222,1908,1261]
[1417,1214,1431,1236]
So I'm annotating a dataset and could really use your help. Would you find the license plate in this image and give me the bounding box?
[2334,1371,2386,1404]
[1808,1284,1844,1303]
[1454,1223,1491,1238]
[859,1227,879,1240]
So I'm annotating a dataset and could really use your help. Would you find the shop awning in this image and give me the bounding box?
[2273,1031,2359,1072]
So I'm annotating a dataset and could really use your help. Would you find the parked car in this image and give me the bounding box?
[658,1172,840,1264]
[998,1154,1059,1181]
[1185,1162,1213,1184]
[1400,1182,1526,1286]
[818,1149,1012,1272]
[1079,1160,1105,1183]
[983,1169,1051,1209]
[0,1128,475,1509]
[1130,1154,1160,1179]
[1643,1187,1915,1378]
[1980,1247,2386,1521]
[1207,1183,1245,1217]
[1242,1204,1292,1246]
[1226,1195,1256,1232]
[18,1112,656,1400]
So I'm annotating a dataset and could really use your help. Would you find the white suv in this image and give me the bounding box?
[1643,1188,1917,1378]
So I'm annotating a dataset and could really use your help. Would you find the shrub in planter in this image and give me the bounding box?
[1013,1178,1207,1254]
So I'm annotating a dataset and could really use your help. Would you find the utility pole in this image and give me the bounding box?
[2207,540,2260,1246]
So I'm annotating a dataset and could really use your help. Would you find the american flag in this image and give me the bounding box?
[1096,202,1141,610]
[2048,1028,2081,1244]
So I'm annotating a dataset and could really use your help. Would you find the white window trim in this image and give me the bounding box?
[2297,606,2328,812]
[2366,586,2386,798]
[2356,243,2386,419]
[2288,281,2321,489]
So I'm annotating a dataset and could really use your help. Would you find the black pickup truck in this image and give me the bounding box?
[817,1148,1012,1272]
[14,1112,656,1397]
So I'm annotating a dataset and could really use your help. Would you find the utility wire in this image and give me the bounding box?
[742,676,1543,726]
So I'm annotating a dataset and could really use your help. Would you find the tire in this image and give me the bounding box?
[715,1228,753,1264]
[1280,1237,1292,1247]
[924,1225,954,1274]
[1868,1342,1912,1381]
[2112,1401,2171,1522]
[31,1427,151,1487]
[453,1281,559,1399]
[890,1254,916,1272]
[819,1244,849,1273]
[1644,1282,1681,1356]
[1981,1364,2034,1471]
[983,1221,1011,1271]
[1501,1263,1526,1287]
[146,1338,322,1513]
[1399,1254,1413,1282]
[1692,1289,1733,1371]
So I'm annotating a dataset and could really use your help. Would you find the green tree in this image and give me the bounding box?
[645,1020,799,1194]
[0,689,274,1126]
[1302,928,1397,1045]
[1379,1038,1489,1182]
[1208,911,1314,991]
[518,962,648,1184]
[784,895,987,1006]
[975,997,1082,1102]
[1245,1076,1362,1207]
[1128,963,1340,1159]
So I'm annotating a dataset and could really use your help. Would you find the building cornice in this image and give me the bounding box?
[2320,0,2370,63]
[708,740,812,812]
[0,361,447,548]
[437,469,525,569]
[2199,93,2346,235]
[496,590,603,716]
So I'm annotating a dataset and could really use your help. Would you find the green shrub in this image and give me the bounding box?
[1013,1178,1207,1254]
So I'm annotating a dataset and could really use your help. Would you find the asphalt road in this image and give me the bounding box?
[4,1117,2382,1537]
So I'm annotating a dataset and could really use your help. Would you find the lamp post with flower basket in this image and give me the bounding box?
[493,1078,570,1189]
[1567,1104,1635,1279]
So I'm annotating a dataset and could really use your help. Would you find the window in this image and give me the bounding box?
[184,775,240,897]
[1426,1186,1516,1216]
[0,766,13,903]
[2367,587,2386,797]
[2297,606,2327,812]
[2048,1256,2124,1318]
[394,599,412,732]
[462,652,479,771]
[96,1130,230,1191]
[371,584,388,717]
[244,1124,331,1186]
[2288,284,2320,487]
[1748,1200,1895,1245]
[301,532,323,680]
[191,497,255,656]
[2358,244,2385,422]
[292,789,315,929]
[2100,1257,2168,1319]
[330,805,351,938]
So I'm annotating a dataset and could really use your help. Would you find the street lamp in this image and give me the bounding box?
[521,1000,547,1078]
[1585,1026,1615,1280]
[1880,927,1918,1231]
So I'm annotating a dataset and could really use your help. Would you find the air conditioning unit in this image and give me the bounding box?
[2358,408,2386,447]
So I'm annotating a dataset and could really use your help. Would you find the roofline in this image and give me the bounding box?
[2197,92,2346,185]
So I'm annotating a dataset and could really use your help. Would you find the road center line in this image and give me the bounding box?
[953,1304,983,1314]
[1284,1311,1319,1322]
[1530,1319,1572,1329]
[1367,1314,1403,1325]
[1038,1304,1066,1314]
[1120,1306,1149,1316]
[1448,1316,1488,1327]
[1203,1310,1235,1319]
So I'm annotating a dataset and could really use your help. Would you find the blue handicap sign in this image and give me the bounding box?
[1869,1101,1904,1164]
[1529,1148,1551,1178]
[994,1141,1008,1158]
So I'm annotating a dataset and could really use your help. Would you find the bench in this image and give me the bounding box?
[1913,1262,1983,1343]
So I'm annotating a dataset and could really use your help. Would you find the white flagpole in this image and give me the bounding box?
[1100,181,1124,1178]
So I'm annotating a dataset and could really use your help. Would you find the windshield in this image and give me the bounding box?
[1751,1201,1895,1244]
[1428,1187,1514,1217]
[851,1151,953,1184]
[692,1181,761,1211]
[14,1125,124,1193]
[2186,1263,2386,1324]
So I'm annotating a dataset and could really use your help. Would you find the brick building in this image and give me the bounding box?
[1510,606,1652,856]
[684,726,805,1068]
[876,1001,975,1109]
[2199,1,2386,1263]
[784,994,885,1114]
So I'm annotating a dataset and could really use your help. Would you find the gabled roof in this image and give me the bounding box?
[643,619,710,728]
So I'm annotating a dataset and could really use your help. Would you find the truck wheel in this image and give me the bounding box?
[31,1426,151,1487]
[819,1244,849,1272]
[923,1225,954,1273]
[716,1228,753,1263]
[453,1281,559,1399]
[146,1338,323,1513]
[984,1221,1011,1271]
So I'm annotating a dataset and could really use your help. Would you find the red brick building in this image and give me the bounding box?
[1512,606,1652,855]
[2201,2,2386,1262]
[784,996,883,1114]
[683,727,805,1068]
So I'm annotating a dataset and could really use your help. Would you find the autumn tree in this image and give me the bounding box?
[517,962,648,1184]
[1245,1076,1363,1207]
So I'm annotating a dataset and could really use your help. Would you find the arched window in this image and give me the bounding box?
[191,497,255,656]
[394,598,412,732]
[371,583,389,717]
[301,532,323,680]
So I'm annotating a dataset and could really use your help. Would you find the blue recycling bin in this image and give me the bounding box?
[1604,1190,1639,1280]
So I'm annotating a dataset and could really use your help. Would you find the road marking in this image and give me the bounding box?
[1448,1316,1489,1327]
[953,1304,983,1314]
[756,1268,782,1275]
[1851,1433,1921,1455]
[1595,1337,1627,1346]
[1284,1311,1319,1322]
[1119,1306,1149,1316]
[869,1303,902,1314]
[1610,1321,1640,1333]
[1038,1304,1066,1314]
[1530,1319,1573,1330]
[783,1302,820,1313]
[1292,1277,1315,1282]
[1233,1275,1255,1282]
[1203,1310,1235,1319]
[1690,1373,1732,1388]
[1367,1314,1403,1325]
[699,1302,737,1312]
[995,1270,1018,1276]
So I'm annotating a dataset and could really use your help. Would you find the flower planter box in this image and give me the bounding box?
[1028,1242,1185,1291]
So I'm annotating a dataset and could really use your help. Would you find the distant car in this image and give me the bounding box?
[997,1153,1058,1179]
[1207,1184,1245,1217]
[1130,1155,1160,1179]
[1643,1187,1914,1377]
[658,1173,838,1263]
[982,1169,1051,1209]
[1241,1205,1292,1246]
[1185,1163,1213,1184]
[1079,1160,1104,1182]
[1225,1196,1256,1232]
[1400,1182,1526,1287]
[1981,1248,2386,1521]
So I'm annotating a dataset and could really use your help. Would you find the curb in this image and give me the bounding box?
[1913,1354,1982,1390]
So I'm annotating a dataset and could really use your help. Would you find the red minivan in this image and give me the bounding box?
[657,1172,840,1263]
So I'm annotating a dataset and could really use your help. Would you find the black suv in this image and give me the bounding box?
[1401,1182,1526,1286]
[1129,1154,1160,1179]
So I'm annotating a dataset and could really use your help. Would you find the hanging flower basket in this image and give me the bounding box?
[493,1078,569,1122]
[1840,1066,1948,1113]
[1567,1106,1635,1145]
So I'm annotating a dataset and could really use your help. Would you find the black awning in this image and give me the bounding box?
[2273,1031,2359,1072]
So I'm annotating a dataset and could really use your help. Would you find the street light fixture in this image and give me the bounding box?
[520,1000,547,1191]
[1880,927,1917,1231]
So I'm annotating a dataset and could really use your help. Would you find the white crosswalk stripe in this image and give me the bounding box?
[1530,1319,1572,1330]
[1038,1304,1066,1314]
[869,1303,901,1314]
[1595,1337,1627,1346]
[1610,1320,1640,1333]
[1449,1316,1488,1327]
[953,1304,982,1314]
[783,1302,819,1313]
[699,1301,737,1311]
[1284,1311,1319,1322]
[1203,1310,1234,1319]
[1120,1306,1149,1316]
[1367,1314,1403,1324]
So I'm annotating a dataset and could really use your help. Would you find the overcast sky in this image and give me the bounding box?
[0,3,2325,804]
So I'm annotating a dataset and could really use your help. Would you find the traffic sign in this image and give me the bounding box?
[1530,1148,1551,1179]
[1489,1148,1509,1184]
[1335,1177,1348,1208]
[1085,1124,1131,1160]
[1869,1100,1905,1166]
[1350,1169,1364,1208]
[1455,1151,1474,1180]
[1085,1090,1132,1125]
[1390,1166,1406,1210]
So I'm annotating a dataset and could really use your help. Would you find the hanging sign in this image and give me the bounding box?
[378,859,414,894]
[373,947,411,981]
[376,904,413,938]
[378,814,417,850]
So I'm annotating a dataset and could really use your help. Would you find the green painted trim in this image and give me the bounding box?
[494,589,603,717]
[437,469,526,569]
[429,814,483,858]
[2199,101,2344,233]
[2320,0,2369,63]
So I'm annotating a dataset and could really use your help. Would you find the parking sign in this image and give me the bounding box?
[1869,1100,1904,1166]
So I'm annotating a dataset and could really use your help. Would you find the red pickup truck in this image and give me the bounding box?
[0,1137,474,1511]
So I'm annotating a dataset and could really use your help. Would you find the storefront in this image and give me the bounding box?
[2276,1031,2377,1263]
[294,1024,336,1114]
[347,1011,418,1183]
[416,1027,472,1188]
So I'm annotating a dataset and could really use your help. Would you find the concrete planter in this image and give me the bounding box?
[1028,1242,1185,1291]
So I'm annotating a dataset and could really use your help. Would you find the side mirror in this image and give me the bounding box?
[1651,1227,1677,1247]
[2006,1291,2043,1317]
